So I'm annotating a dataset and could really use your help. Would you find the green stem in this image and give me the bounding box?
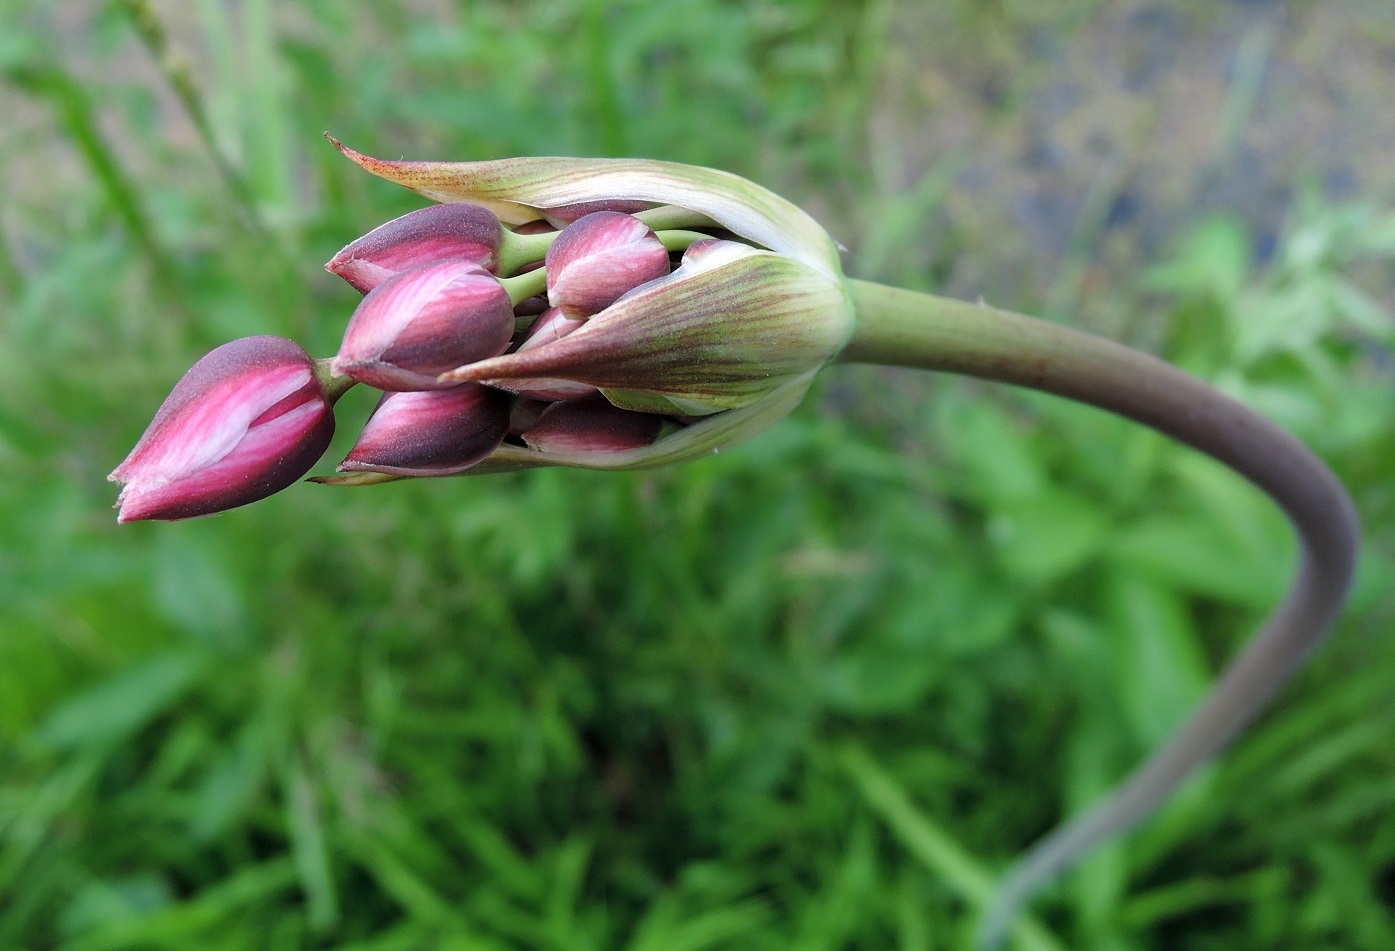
[657,230,717,253]
[497,227,716,282]
[121,0,272,241]
[635,205,718,231]
[842,280,1360,948]
[499,268,549,306]
[313,359,357,402]
[496,230,557,276]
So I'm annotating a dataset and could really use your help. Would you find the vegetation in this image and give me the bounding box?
[2,1,1392,948]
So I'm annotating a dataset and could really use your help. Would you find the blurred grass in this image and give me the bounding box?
[2,1,1395,949]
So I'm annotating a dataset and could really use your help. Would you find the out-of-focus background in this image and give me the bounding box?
[3,0,1394,948]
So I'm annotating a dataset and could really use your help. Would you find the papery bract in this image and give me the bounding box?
[332,259,514,391]
[109,336,334,521]
[339,384,510,476]
[325,137,843,276]
[326,202,504,294]
[442,239,851,413]
[485,308,595,401]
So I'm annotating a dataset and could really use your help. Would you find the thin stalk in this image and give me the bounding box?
[841,279,1359,948]
[497,228,716,279]
[313,359,357,403]
[657,230,718,252]
[635,205,718,231]
[500,267,548,306]
[497,230,557,276]
[8,63,165,273]
[120,0,271,239]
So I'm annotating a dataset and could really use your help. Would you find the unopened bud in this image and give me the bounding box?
[332,259,514,391]
[326,202,504,294]
[542,199,657,224]
[338,384,510,476]
[507,398,551,439]
[545,211,671,319]
[521,394,665,454]
[108,336,334,521]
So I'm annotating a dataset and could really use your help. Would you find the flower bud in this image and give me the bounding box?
[338,384,510,476]
[108,336,334,521]
[520,395,666,454]
[518,307,587,347]
[331,259,514,391]
[544,211,671,319]
[541,199,656,224]
[326,202,504,294]
[507,398,551,439]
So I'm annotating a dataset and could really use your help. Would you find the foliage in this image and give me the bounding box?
[2,1,1393,949]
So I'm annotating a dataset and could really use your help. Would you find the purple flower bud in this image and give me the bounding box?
[108,336,334,522]
[486,308,596,401]
[512,294,551,318]
[338,384,510,476]
[680,238,726,265]
[332,259,514,391]
[545,211,671,319]
[507,398,551,439]
[326,203,504,294]
[518,307,586,348]
[521,394,665,454]
[542,199,657,224]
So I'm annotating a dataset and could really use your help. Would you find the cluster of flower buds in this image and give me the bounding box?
[109,140,855,521]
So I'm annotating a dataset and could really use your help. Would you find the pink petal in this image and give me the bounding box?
[326,203,504,293]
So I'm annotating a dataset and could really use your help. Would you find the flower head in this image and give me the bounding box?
[116,142,863,509]
[304,138,858,482]
[109,336,335,521]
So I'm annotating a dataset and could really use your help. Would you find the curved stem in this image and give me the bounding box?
[841,279,1360,948]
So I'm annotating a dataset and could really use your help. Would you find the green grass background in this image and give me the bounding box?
[2,1,1394,948]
